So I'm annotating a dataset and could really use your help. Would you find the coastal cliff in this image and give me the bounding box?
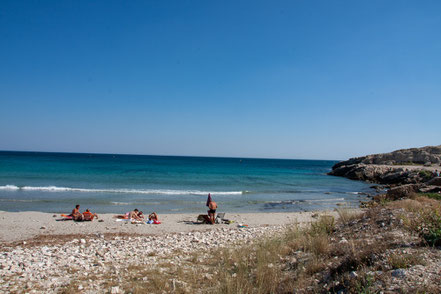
[332,145,441,168]
[328,145,441,195]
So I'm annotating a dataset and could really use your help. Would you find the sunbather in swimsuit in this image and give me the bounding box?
[208,201,217,224]
[149,212,159,221]
[71,204,83,221]
[128,209,143,221]
[82,209,98,221]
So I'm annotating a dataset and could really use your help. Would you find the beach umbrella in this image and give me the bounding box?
[206,193,212,207]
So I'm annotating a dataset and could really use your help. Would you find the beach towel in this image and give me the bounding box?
[56,214,73,221]
[146,220,161,224]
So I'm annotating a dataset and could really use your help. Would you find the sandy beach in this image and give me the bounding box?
[0,210,338,243]
[0,209,346,293]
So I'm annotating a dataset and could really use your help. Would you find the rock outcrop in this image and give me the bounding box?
[328,145,441,193]
[329,164,435,185]
[332,145,441,169]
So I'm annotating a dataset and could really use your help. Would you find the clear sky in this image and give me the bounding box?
[0,0,440,160]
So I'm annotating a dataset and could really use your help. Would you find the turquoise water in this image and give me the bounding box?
[0,151,373,213]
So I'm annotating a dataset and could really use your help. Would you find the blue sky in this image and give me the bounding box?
[1,0,440,160]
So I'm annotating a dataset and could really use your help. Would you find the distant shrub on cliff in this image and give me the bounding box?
[418,170,433,181]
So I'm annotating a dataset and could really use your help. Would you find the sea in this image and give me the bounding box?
[0,151,374,214]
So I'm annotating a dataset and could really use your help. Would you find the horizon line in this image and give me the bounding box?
[0,149,342,162]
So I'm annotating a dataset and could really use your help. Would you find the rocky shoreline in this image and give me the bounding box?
[328,145,441,197]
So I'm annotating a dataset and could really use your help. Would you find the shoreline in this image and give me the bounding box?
[0,210,342,244]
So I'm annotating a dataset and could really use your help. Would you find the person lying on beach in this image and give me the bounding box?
[70,204,83,221]
[114,212,130,219]
[114,209,141,220]
[114,210,142,220]
[82,209,98,221]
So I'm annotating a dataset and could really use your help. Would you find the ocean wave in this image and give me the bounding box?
[0,185,242,196]
[252,198,346,205]
[110,201,132,205]
[0,198,48,203]
[0,185,20,190]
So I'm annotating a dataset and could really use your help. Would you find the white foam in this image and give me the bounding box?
[0,198,40,202]
[0,185,242,196]
[263,198,345,204]
[307,198,345,202]
[0,185,20,190]
[111,201,132,205]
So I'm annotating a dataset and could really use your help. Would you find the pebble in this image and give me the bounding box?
[0,225,284,293]
[391,269,406,278]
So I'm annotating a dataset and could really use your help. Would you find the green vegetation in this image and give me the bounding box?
[418,170,433,181]
[393,161,417,166]
[396,196,441,247]
[419,192,441,200]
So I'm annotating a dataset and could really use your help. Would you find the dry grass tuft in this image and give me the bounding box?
[388,253,425,269]
[388,198,423,211]
[391,195,441,246]
[336,207,364,224]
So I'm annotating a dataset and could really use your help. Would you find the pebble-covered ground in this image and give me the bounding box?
[1,206,440,293]
[0,225,286,293]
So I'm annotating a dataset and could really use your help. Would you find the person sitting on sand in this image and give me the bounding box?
[128,209,143,221]
[138,211,145,220]
[149,212,159,221]
[146,212,161,224]
[82,209,98,221]
[70,204,83,221]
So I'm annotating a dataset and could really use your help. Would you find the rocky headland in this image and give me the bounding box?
[328,145,441,198]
